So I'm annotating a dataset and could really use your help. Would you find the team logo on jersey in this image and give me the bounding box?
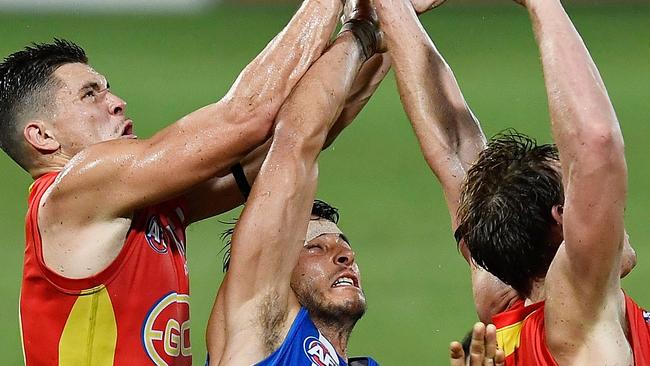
[303,335,340,366]
[142,292,191,366]
[643,310,650,324]
[145,216,168,253]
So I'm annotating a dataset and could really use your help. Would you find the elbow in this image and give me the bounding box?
[575,123,625,168]
[584,123,624,150]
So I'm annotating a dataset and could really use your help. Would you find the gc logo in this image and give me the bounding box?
[142,292,191,365]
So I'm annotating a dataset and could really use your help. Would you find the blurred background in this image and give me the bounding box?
[0,0,648,364]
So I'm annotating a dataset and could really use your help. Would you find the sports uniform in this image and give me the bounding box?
[20,172,191,365]
[493,294,650,365]
[257,307,379,366]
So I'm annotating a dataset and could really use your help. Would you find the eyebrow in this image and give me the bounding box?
[79,80,110,92]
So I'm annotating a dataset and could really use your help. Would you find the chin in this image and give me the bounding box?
[316,295,367,324]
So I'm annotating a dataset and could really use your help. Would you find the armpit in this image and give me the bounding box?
[258,291,289,355]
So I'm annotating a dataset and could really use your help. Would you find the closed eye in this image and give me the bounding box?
[305,244,323,254]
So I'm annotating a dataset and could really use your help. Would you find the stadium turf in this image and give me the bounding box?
[0,3,648,364]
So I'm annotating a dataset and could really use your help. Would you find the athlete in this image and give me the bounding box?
[204,1,384,364]
[0,1,362,363]
[452,0,650,364]
[376,0,647,363]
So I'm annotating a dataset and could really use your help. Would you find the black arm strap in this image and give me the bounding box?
[231,163,251,200]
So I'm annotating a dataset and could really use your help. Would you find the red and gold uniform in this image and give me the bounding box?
[20,172,192,365]
[493,294,650,365]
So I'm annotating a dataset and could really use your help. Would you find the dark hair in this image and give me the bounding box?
[0,39,87,169]
[456,130,563,296]
[221,199,340,272]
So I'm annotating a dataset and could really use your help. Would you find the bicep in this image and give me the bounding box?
[53,103,268,221]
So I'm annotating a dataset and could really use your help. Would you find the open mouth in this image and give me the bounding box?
[331,274,359,289]
[120,120,136,138]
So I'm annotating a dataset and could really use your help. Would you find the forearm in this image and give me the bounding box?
[325,54,392,148]
[274,31,366,158]
[527,0,623,162]
[187,48,384,221]
[222,0,342,120]
[378,0,485,222]
[226,30,368,297]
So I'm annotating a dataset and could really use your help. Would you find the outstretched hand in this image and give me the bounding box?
[450,322,505,366]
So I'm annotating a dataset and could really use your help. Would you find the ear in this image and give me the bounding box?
[549,204,564,245]
[24,120,60,154]
[551,204,564,226]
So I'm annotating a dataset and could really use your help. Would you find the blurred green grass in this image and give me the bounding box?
[1,4,648,364]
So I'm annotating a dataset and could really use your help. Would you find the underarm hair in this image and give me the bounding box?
[258,291,289,355]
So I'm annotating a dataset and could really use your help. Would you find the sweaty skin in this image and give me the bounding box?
[520,0,630,364]
[376,0,637,327]
[207,9,382,364]
[33,0,345,279]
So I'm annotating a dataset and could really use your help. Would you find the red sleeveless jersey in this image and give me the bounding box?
[493,294,650,365]
[20,172,192,365]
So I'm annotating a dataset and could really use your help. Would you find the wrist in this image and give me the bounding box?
[339,19,382,61]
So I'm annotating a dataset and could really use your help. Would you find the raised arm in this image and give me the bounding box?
[46,0,343,222]
[377,0,485,228]
[209,13,381,365]
[375,0,519,323]
[185,53,392,222]
[518,0,628,362]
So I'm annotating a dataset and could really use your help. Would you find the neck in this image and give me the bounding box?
[29,152,71,179]
[526,278,546,305]
[310,314,356,361]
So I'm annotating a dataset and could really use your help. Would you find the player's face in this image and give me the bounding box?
[290,229,366,321]
[48,63,134,156]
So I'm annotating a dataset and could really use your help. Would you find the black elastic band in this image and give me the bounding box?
[231,163,251,199]
[339,19,378,62]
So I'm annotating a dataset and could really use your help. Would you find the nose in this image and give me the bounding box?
[108,93,127,116]
[334,246,355,267]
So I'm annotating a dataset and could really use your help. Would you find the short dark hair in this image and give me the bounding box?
[456,131,564,296]
[221,199,340,272]
[0,39,87,169]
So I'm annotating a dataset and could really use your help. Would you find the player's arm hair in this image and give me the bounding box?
[523,0,627,357]
[185,53,391,223]
[214,31,366,362]
[44,0,343,221]
[377,0,486,230]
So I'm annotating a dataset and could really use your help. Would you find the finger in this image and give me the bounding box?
[469,322,487,365]
[484,323,498,359]
[495,349,506,366]
[449,341,466,366]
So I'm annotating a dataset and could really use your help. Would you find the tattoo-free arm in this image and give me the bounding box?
[377,0,485,229]
[46,0,343,222]
[213,31,368,364]
[185,53,392,223]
